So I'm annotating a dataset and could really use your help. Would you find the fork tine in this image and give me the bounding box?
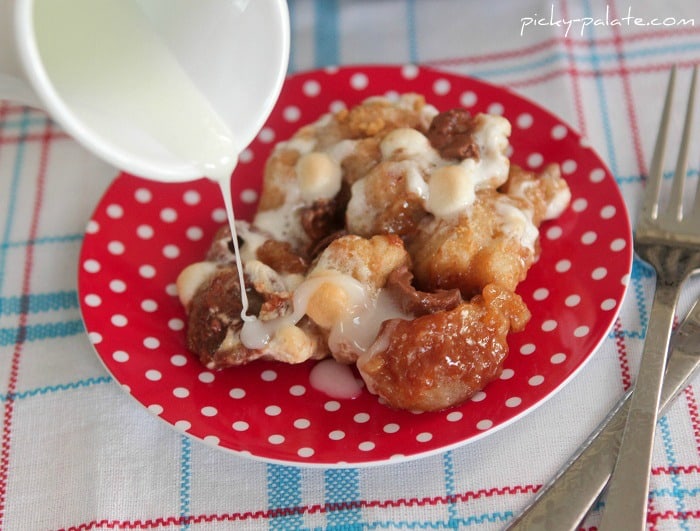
[667,65,697,221]
[644,66,676,220]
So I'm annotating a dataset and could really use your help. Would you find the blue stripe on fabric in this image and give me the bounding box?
[442,451,458,526]
[582,1,619,179]
[1,233,84,248]
[0,376,112,401]
[467,41,700,80]
[658,415,690,531]
[179,435,192,531]
[325,468,361,528]
[0,116,53,129]
[314,0,340,67]
[287,0,298,72]
[0,108,30,293]
[0,291,78,316]
[406,0,418,64]
[267,464,304,529]
[364,512,513,528]
[0,319,85,347]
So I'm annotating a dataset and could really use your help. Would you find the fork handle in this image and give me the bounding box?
[598,281,681,530]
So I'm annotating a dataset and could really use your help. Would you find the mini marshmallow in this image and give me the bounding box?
[426,165,476,218]
[295,151,342,202]
[380,128,432,160]
[176,261,218,307]
[305,281,350,328]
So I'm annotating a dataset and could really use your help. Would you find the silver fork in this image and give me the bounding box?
[599,65,700,530]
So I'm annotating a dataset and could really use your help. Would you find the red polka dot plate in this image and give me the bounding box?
[78,66,633,467]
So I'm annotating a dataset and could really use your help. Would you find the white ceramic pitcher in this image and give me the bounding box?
[0,0,290,182]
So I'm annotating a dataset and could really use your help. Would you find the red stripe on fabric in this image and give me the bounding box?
[683,386,700,457]
[613,318,632,391]
[0,120,52,527]
[652,464,700,475]
[608,1,648,178]
[648,509,700,525]
[560,0,588,138]
[59,484,541,530]
[0,131,70,144]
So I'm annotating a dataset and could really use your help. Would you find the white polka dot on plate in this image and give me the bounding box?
[298,447,315,457]
[160,208,177,223]
[211,208,226,223]
[260,370,277,382]
[487,102,504,115]
[532,287,549,301]
[240,189,258,204]
[600,205,616,219]
[173,387,189,398]
[571,198,588,212]
[505,397,522,408]
[476,419,493,430]
[324,401,341,412]
[384,423,400,433]
[541,320,558,332]
[601,298,617,311]
[294,418,310,429]
[551,124,568,139]
[113,350,129,363]
[565,294,581,307]
[329,430,345,441]
[88,332,102,344]
[111,314,127,327]
[83,259,101,273]
[433,78,451,95]
[550,353,567,364]
[471,391,486,402]
[201,406,218,417]
[148,404,163,415]
[358,441,375,452]
[136,224,154,239]
[610,238,627,252]
[303,79,321,97]
[269,434,285,445]
[232,421,249,431]
[199,372,215,383]
[520,343,536,355]
[162,244,180,259]
[329,100,346,113]
[107,241,125,255]
[168,319,185,331]
[283,105,301,122]
[574,326,590,337]
[85,220,99,234]
[500,368,515,380]
[527,153,543,168]
[561,160,577,174]
[106,204,124,218]
[145,369,162,381]
[265,405,282,416]
[529,375,545,386]
[416,432,433,443]
[143,337,160,350]
[139,265,156,278]
[350,72,369,90]
[353,413,370,424]
[183,190,201,205]
[446,411,462,422]
[134,188,152,203]
[546,226,563,240]
[289,385,306,396]
[239,148,253,164]
[516,113,534,128]
[186,226,204,241]
[555,259,571,273]
[581,231,597,245]
[401,64,419,79]
[170,354,187,366]
[84,294,101,307]
[229,388,245,399]
[203,435,220,445]
[592,267,608,280]
[140,299,158,312]
[589,168,606,183]
[165,283,178,296]
[109,279,126,293]
[258,127,275,143]
[460,91,477,107]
